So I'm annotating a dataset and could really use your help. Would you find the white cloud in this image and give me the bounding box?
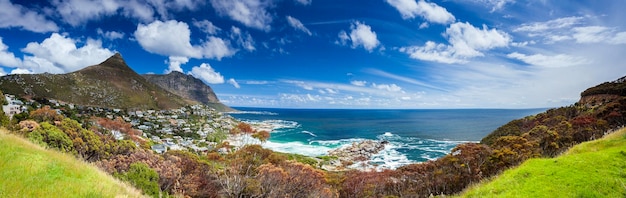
[0,0,59,33]
[572,26,626,44]
[400,22,510,63]
[286,16,312,36]
[97,29,125,40]
[472,0,515,12]
[230,26,256,51]
[515,16,584,33]
[10,68,32,74]
[445,22,511,57]
[53,0,123,26]
[385,0,455,24]
[366,68,447,91]
[294,0,311,5]
[134,20,236,59]
[135,20,202,57]
[210,0,273,31]
[166,56,188,73]
[193,19,221,35]
[21,33,115,73]
[188,63,225,84]
[228,78,241,88]
[350,80,367,86]
[507,52,589,68]
[337,31,349,45]
[372,83,403,92]
[245,80,270,85]
[0,37,22,67]
[338,21,380,52]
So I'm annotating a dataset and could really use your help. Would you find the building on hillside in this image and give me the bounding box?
[3,94,24,118]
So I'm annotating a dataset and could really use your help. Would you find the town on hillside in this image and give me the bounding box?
[2,94,240,154]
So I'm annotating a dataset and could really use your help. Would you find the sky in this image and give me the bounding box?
[1,0,625,109]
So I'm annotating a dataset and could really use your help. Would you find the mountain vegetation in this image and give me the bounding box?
[0,53,232,111]
[460,127,626,197]
[0,129,145,198]
[1,54,624,197]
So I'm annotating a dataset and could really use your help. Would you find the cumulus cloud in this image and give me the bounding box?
[286,16,312,36]
[188,63,225,84]
[0,37,22,68]
[97,29,125,40]
[350,80,367,86]
[134,20,236,59]
[20,33,115,73]
[52,0,205,26]
[507,52,590,68]
[0,0,59,32]
[166,56,188,73]
[193,19,221,35]
[210,0,273,31]
[228,78,241,88]
[400,22,510,63]
[337,21,380,52]
[10,68,32,75]
[385,0,455,24]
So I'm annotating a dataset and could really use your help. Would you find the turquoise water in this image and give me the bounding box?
[228,108,545,169]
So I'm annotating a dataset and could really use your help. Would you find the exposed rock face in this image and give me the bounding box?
[142,71,234,111]
[326,140,388,169]
[143,71,219,103]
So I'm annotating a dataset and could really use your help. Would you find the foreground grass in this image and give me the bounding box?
[460,128,626,198]
[0,129,145,198]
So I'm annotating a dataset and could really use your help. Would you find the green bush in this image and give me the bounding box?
[117,162,160,197]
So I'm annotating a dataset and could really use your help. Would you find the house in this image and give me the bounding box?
[151,144,166,154]
[111,130,124,140]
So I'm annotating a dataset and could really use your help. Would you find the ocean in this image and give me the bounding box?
[227,108,546,169]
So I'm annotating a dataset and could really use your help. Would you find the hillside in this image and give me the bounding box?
[0,129,145,198]
[459,127,626,197]
[143,71,235,112]
[0,53,190,110]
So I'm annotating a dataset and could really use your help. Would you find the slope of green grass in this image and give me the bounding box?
[0,129,145,198]
[460,128,626,198]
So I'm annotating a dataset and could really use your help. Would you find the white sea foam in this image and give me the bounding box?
[262,140,332,156]
[301,131,317,137]
[241,119,300,132]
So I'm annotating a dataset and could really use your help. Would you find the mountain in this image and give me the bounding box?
[0,53,190,110]
[143,71,235,112]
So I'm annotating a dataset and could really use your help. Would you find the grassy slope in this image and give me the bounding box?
[460,128,626,198]
[0,129,145,198]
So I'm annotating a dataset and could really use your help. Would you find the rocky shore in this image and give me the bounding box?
[324,140,388,171]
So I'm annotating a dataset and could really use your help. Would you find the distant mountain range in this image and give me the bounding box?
[0,53,233,111]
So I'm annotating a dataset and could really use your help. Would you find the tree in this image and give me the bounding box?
[30,105,63,123]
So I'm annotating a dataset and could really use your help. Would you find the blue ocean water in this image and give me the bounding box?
[228,108,545,169]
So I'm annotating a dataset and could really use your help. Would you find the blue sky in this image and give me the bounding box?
[1,0,625,109]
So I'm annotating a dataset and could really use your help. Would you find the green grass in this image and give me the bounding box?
[0,129,146,198]
[460,128,626,198]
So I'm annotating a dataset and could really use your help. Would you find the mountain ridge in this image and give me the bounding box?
[0,53,232,111]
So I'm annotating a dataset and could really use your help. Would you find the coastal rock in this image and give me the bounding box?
[326,140,388,169]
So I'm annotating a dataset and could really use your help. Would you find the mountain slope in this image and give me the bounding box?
[0,53,190,110]
[0,129,145,198]
[143,71,234,111]
[460,128,626,198]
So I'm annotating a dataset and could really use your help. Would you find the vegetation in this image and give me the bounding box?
[0,129,144,198]
[460,128,626,197]
[1,75,626,197]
